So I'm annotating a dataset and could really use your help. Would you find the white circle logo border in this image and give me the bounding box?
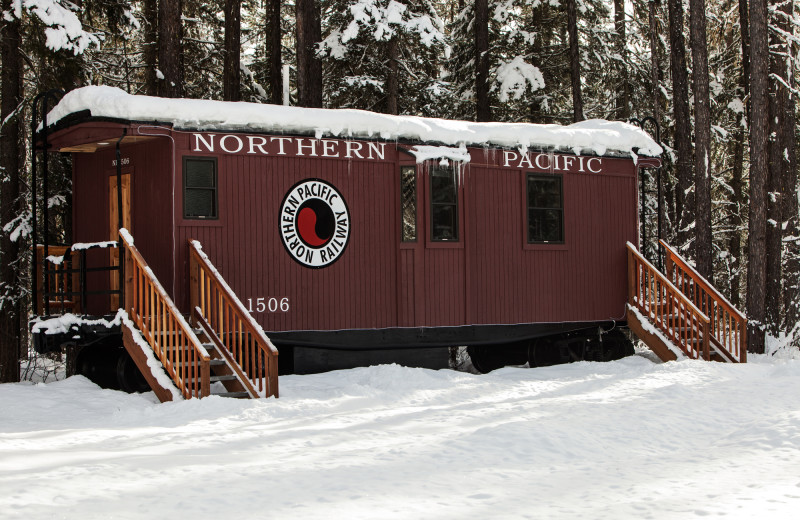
[279,179,350,269]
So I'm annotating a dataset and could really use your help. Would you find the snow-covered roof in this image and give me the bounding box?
[45,86,662,158]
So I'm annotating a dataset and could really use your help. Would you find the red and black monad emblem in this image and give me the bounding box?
[280,179,350,268]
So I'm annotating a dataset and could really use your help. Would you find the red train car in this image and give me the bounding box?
[33,86,661,377]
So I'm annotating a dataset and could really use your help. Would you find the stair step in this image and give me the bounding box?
[210,374,237,382]
[212,391,249,398]
[166,358,226,367]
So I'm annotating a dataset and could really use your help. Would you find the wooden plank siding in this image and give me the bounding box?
[58,121,640,342]
[173,134,400,333]
[465,155,636,326]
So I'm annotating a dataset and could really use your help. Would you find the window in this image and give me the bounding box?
[183,157,218,219]
[527,174,563,243]
[430,167,458,241]
[401,166,417,242]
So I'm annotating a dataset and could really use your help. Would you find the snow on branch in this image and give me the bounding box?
[321,0,448,57]
[2,211,31,243]
[7,0,101,54]
[492,56,545,102]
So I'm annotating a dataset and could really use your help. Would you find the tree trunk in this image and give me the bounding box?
[667,0,693,249]
[266,0,283,104]
[223,0,242,101]
[747,0,770,353]
[775,0,798,334]
[730,128,744,307]
[727,0,750,309]
[387,37,399,115]
[614,0,629,119]
[689,0,712,281]
[781,89,798,332]
[158,0,183,98]
[765,23,783,334]
[648,0,660,123]
[143,0,158,95]
[295,0,323,108]
[566,0,584,122]
[475,0,492,121]
[0,0,22,383]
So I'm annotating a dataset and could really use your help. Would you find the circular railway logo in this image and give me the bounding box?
[279,179,350,268]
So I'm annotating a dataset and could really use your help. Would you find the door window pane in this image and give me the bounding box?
[431,167,458,241]
[401,166,417,242]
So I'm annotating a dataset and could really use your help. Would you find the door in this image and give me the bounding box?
[398,162,422,325]
[109,172,132,309]
[397,161,467,327]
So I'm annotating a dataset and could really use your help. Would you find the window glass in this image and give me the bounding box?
[184,157,218,219]
[401,166,417,242]
[527,174,563,243]
[431,167,458,241]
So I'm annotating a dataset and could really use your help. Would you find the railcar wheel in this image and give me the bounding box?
[116,352,150,393]
[75,344,122,390]
[467,344,528,373]
[527,337,563,367]
[600,330,635,361]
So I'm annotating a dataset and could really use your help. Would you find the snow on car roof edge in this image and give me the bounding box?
[44,85,662,158]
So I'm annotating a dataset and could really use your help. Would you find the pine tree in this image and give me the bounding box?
[318,0,449,114]
[223,0,243,101]
[747,0,770,353]
[668,0,694,251]
[690,0,712,280]
[296,0,323,107]
[566,0,584,122]
[0,0,23,383]
[159,0,184,97]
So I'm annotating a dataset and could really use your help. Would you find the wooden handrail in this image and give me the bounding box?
[627,242,711,360]
[660,240,747,363]
[35,245,78,315]
[121,230,211,398]
[189,240,279,398]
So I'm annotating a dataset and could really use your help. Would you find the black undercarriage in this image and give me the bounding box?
[31,318,633,387]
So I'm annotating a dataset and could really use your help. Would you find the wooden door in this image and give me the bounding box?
[398,163,423,326]
[397,161,467,327]
[109,172,132,309]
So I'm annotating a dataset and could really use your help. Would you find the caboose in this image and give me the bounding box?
[30,86,747,400]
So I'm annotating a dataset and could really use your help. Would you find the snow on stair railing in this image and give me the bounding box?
[120,229,211,398]
[627,243,711,360]
[660,241,747,363]
[189,240,279,398]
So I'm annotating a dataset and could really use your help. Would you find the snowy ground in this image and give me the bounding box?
[2,349,800,519]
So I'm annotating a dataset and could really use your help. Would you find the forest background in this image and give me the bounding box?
[0,0,795,382]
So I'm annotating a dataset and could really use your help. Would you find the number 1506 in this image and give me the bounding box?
[246,297,289,313]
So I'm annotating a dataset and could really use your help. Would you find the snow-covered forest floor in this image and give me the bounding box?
[2,348,800,519]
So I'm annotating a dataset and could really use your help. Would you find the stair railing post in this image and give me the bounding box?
[702,319,711,361]
[627,246,636,305]
[200,358,211,398]
[123,243,134,314]
[189,243,199,325]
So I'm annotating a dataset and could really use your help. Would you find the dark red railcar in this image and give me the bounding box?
[33,87,661,376]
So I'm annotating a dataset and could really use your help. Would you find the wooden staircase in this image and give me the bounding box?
[119,230,278,401]
[626,241,747,363]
